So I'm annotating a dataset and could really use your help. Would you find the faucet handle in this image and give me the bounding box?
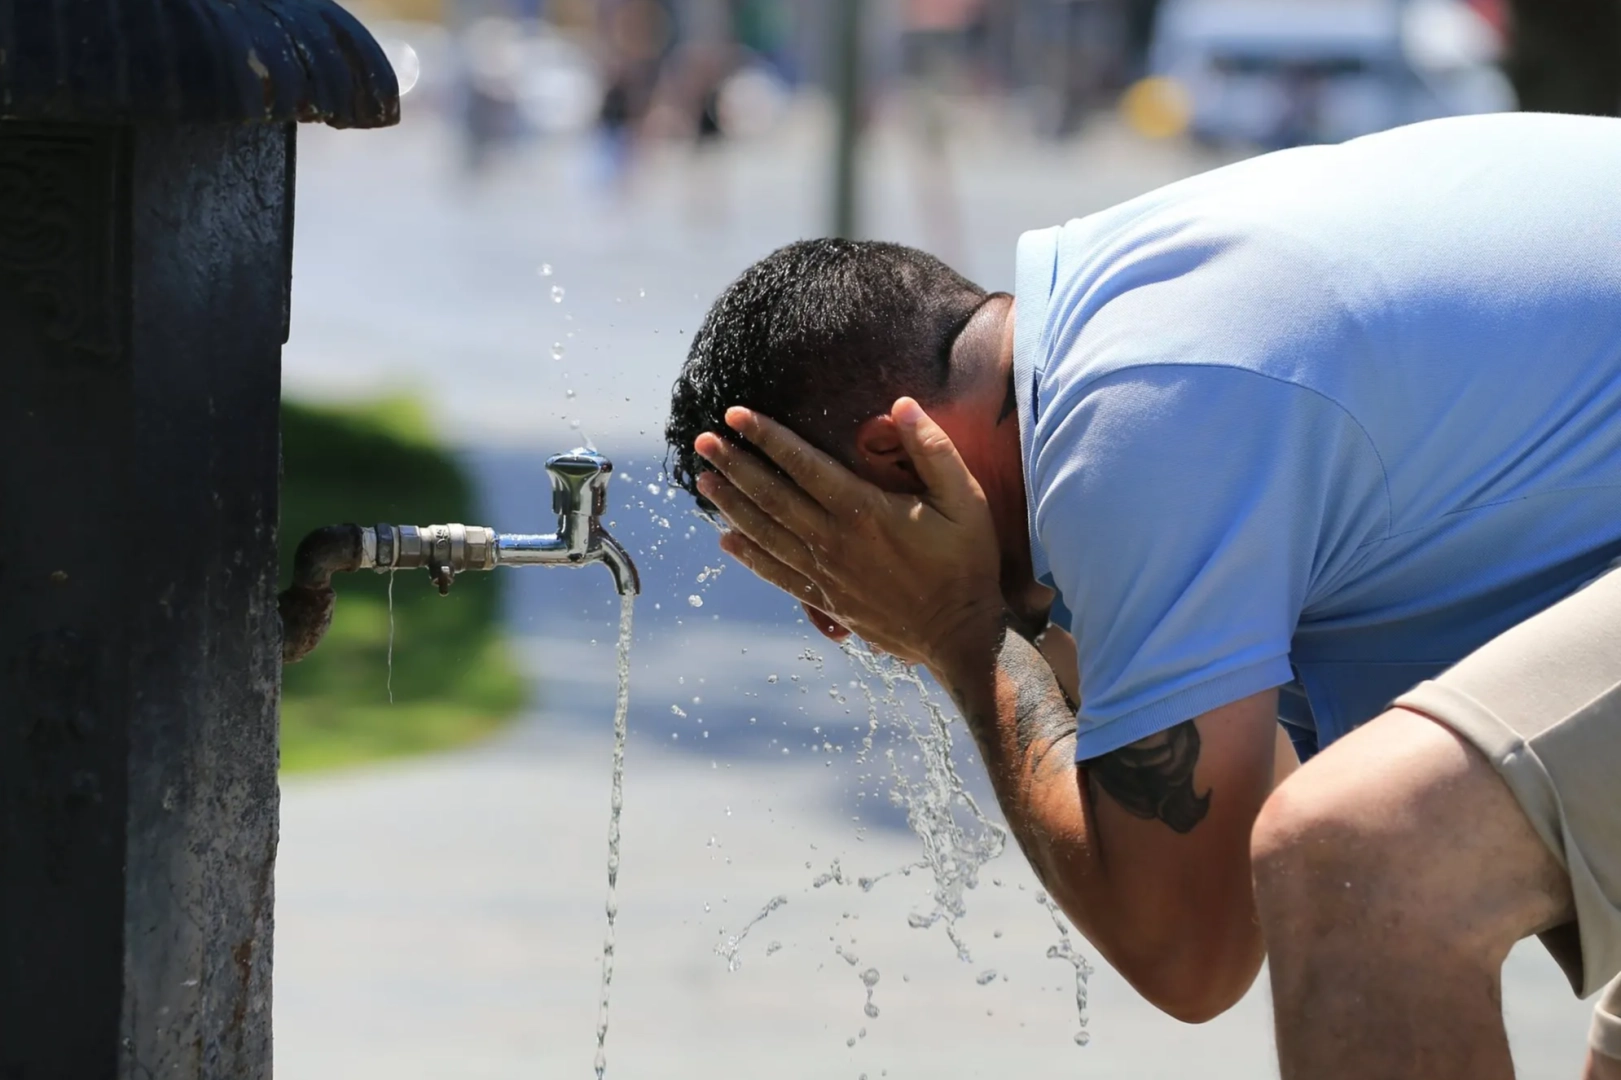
[546,448,612,519]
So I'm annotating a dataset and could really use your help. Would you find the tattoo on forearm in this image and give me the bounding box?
[1086,722,1211,833]
[1002,631,1078,779]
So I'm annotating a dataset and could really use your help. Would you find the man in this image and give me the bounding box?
[663,112,1621,1079]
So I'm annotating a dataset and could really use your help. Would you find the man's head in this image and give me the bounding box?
[666,239,988,499]
[665,238,1052,631]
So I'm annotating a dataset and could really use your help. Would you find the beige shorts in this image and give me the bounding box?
[1393,562,1621,1058]
[1597,978,1621,1062]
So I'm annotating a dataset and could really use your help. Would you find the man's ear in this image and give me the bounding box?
[852,414,924,492]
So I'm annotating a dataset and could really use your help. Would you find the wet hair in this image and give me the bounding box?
[664,238,986,506]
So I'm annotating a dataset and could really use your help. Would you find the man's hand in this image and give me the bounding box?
[693,398,1003,669]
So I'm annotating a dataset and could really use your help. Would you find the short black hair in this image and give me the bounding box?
[665,238,986,504]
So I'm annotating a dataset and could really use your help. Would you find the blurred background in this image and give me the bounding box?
[275,1,1621,1076]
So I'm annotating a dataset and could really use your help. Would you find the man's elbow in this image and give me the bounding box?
[1140,973,1252,1025]
[1115,940,1263,1024]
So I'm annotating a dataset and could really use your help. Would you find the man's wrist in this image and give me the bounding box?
[923,595,1008,685]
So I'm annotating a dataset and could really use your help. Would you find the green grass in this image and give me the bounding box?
[279,397,526,772]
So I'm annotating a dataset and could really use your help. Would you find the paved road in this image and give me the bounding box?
[276,102,1600,1077]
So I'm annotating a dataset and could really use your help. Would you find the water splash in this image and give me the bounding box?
[860,967,880,1017]
[715,894,789,972]
[811,859,847,888]
[842,642,1008,962]
[857,861,923,893]
[720,643,1008,983]
[1037,892,1093,1047]
[593,593,636,1079]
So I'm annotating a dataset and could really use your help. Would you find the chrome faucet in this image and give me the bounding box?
[280,448,640,664]
[361,450,640,596]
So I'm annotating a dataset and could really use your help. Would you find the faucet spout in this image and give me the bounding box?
[491,523,640,596]
[595,529,641,597]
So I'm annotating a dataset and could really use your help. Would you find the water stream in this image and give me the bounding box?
[593,592,636,1079]
[385,568,398,704]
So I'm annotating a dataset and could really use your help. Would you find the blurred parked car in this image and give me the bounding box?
[1149,0,1514,148]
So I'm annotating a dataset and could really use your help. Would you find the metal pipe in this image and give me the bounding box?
[831,0,864,239]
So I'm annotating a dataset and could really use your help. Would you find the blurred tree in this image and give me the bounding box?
[1505,0,1621,115]
[280,398,525,771]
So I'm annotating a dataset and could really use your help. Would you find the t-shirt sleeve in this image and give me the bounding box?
[1030,364,1388,761]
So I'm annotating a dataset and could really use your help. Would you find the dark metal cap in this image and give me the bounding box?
[0,0,399,128]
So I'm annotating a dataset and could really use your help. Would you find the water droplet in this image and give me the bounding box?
[846,1037,856,1048]
[976,969,998,985]
[864,1003,879,1018]
[767,674,778,683]
[766,941,782,955]
[671,705,687,717]
[551,285,565,303]
[687,595,704,608]
[638,287,646,297]
[1074,1031,1090,1046]
[860,968,880,987]
[539,263,553,276]
[566,388,576,398]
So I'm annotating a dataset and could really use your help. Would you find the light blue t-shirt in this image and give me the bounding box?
[1014,113,1621,762]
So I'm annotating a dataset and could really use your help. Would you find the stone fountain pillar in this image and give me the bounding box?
[0,4,397,1075]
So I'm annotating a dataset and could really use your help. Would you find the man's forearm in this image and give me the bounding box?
[927,620,1261,1018]
[927,617,1097,904]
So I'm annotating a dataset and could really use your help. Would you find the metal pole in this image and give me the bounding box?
[831,0,864,239]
